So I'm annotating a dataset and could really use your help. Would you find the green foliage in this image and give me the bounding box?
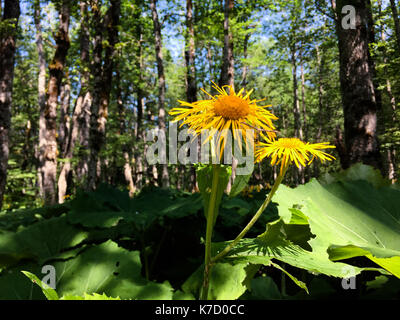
[274,165,400,278]
[0,165,400,299]
[197,165,232,225]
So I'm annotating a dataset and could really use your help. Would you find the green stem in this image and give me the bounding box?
[211,165,288,263]
[200,164,220,300]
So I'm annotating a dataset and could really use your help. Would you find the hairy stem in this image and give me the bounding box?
[211,165,288,263]
[200,164,220,300]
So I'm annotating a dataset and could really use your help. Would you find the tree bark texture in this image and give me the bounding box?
[150,0,169,188]
[87,0,120,190]
[58,0,92,202]
[39,0,70,205]
[0,0,20,209]
[334,0,382,170]
[219,0,235,89]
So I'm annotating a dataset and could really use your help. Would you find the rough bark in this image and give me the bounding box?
[58,1,92,203]
[0,0,20,209]
[290,45,302,140]
[185,0,197,103]
[34,0,46,199]
[300,52,307,184]
[241,32,250,89]
[135,26,144,190]
[314,45,325,177]
[150,0,169,188]
[333,0,382,170]
[219,0,235,89]
[116,67,135,197]
[185,0,198,192]
[390,0,400,52]
[58,78,71,156]
[87,0,120,190]
[378,0,397,182]
[38,0,70,205]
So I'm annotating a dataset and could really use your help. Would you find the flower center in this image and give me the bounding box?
[277,138,304,149]
[213,95,250,120]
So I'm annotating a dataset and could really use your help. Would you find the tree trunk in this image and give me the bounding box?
[378,0,397,182]
[390,0,400,52]
[300,52,306,183]
[58,78,71,156]
[219,0,235,89]
[150,0,169,188]
[135,23,144,190]
[290,42,303,185]
[116,67,135,197]
[34,0,47,200]
[185,0,197,192]
[314,45,325,177]
[241,32,250,89]
[333,0,382,170]
[39,0,70,205]
[58,0,92,203]
[185,0,197,104]
[87,0,120,190]
[0,0,20,209]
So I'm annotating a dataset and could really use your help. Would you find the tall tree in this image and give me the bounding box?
[332,0,382,170]
[185,0,197,104]
[87,0,120,190]
[390,0,400,52]
[38,0,70,205]
[58,0,92,202]
[219,0,235,89]
[150,0,169,188]
[0,0,20,209]
[34,0,46,200]
[185,0,197,191]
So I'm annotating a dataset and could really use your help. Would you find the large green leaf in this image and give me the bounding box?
[212,218,370,279]
[274,177,400,278]
[54,240,173,300]
[0,215,88,267]
[68,185,203,229]
[0,263,45,299]
[182,262,249,300]
[0,240,173,300]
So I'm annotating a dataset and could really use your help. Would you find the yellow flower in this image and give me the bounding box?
[169,82,278,156]
[255,137,336,175]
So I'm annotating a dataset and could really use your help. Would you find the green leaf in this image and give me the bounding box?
[182,262,249,300]
[60,293,121,300]
[229,172,253,198]
[54,240,173,300]
[274,174,400,278]
[245,276,282,300]
[68,185,203,229]
[21,271,59,300]
[320,163,391,188]
[0,263,45,299]
[0,215,88,267]
[212,217,376,279]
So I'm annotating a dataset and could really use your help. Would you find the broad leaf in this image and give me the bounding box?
[274,177,400,278]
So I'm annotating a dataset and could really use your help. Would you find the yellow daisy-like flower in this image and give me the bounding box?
[169,82,278,156]
[255,137,336,175]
